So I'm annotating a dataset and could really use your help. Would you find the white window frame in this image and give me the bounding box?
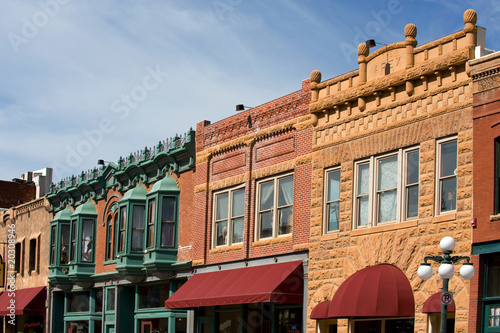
[255,173,294,241]
[324,167,341,234]
[435,136,458,216]
[353,147,419,229]
[212,185,245,248]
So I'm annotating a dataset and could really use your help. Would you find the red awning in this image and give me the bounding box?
[310,301,331,319]
[0,286,46,316]
[165,261,303,309]
[327,264,414,318]
[422,292,455,313]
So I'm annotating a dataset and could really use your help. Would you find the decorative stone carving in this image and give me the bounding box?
[310,70,321,83]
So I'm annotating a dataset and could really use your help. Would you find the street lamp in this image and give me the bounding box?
[418,237,475,333]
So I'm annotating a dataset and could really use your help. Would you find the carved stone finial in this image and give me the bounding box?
[357,43,369,57]
[404,24,417,39]
[463,9,477,25]
[310,70,321,83]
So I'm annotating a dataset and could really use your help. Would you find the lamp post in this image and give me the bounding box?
[417,237,475,333]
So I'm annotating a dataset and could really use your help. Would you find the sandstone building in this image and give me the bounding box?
[307,9,485,333]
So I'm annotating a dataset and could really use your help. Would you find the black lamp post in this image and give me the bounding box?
[417,237,475,333]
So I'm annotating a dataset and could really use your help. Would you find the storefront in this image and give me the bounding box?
[311,264,415,333]
[165,259,307,333]
[0,286,46,333]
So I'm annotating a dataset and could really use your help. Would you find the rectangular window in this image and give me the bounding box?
[213,187,245,247]
[160,197,175,247]
[29,238,37,272]
[325,168,341,233]
[131,205,145,252]
[50,226,56,266]
[146,199,155,248]
[60,224,70,265]
[256,174,293,240]
[14,242,21,273]
[117,207,126,255]
[138,283,170,309]
[354,147,419,228]
[106,288,115,312]
[67,291,90,313]
[437,137,457,214]
[70,220,77,262]
[105,215,113,261]
[81,219,93,262]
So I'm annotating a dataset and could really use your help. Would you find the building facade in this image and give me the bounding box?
[45,132,196,333]
[0,170,54,333]
[307,9,483,333]
[470,51,500,333]
[165,80,313,332]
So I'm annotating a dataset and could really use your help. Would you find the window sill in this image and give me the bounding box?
[209,244,244,255]
[351,220,418,237]
[103,259,116,266]
[432,213,456,224]
[490,214,500,222]
[252,235,292,248]
[320,232,340,241]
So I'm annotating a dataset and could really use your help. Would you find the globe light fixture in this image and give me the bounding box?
[417,237,475,333]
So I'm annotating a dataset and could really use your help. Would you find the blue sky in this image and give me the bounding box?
[1,0,499,182]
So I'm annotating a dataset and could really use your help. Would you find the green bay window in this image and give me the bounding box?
[48,205,73,286]
[143,173,181,272]
[67,199,97,283]
[114,182,147,275]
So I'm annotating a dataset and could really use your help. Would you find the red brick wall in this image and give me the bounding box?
[472,89,500,244]
[193,80,312,266]
[0,180,36,208]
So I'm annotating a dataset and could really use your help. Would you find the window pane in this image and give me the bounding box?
[260,211,273,238]
[131,205,145,252]
[71,220,77,262]
[384,318,414,333]
[259,181,274,211]
[106,288,115,311]
[81,219,93,262]
[440,140,457,177]
[328,201,340,231]
[489,305,500,327]
[358,196,369,226]
[61,224,70,265]
[161,222,175,247]
[138,283,170,309]
[378,189,397,222]
[486,256,500,297]
[232,217,244,243]
[216,193,229,220]
[378,155,398,191]
[50,226,56,265]
[216,220,228,246]
[67,292,90,312]
[406,150,419,184]
[232,189,245,217]
[358,163,370,195]
[106,216,113,260]
[406,185,419,218]
[95,289,103,313]
[328,170,341,201]
[278,206,293,235]
[441,177,457,212]
[278,176,294,207]
[162,197,175,222]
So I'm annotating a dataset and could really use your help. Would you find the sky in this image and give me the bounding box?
[1,0,499,183]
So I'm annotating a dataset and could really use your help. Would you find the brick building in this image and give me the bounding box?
[45,132,195,333]
[0,169,54,333]
[306,9,485,333]
[165,80,313,332]
[469,51,500,332]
